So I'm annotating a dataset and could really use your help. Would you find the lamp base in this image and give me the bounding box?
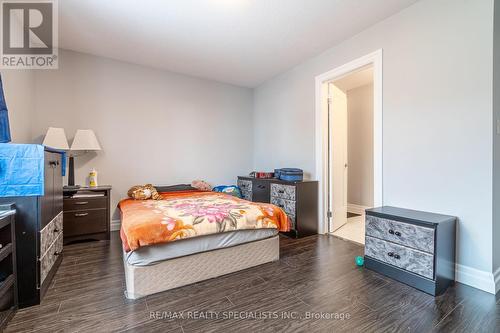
[68,155,76,187]
[63,185,81,190]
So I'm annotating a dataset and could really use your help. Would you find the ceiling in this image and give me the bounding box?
[334,66,373,92]
[59,0,419,87]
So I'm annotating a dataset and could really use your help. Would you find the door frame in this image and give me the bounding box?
[315,49,383,234]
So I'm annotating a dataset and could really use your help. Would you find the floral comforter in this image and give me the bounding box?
[119,191,290,251]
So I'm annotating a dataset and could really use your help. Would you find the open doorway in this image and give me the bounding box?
[329,66,374,244]
[314,50,383,242]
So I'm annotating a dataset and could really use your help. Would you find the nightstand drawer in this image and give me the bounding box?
[64,197,107,211]
[366,215,435,254]
[365,236,434,279]
[64,209,107,237]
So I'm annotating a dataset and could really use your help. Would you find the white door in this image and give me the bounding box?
[328,82,348,232]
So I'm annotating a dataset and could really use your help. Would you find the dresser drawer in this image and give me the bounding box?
[365,236,434,279]
[40,211,63,257]
[241,189,252,201]
[252,181,270,203]
[270,183,296,201]
[270,197,296,216]
[288,214,296,230]
[366,215,435,253]
[237,179,252,192]
[64,209,107,237]
[64,197,107,211]
[40,232,63,284]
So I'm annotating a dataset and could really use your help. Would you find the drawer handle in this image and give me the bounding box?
[54,251,60,256]
[75,213,89,217]
[394,254,401,260]
[388,229,402,237]
[387,252,394,257]
[53,229,59,233]
[278,190,284,193]
[74,201,89,205]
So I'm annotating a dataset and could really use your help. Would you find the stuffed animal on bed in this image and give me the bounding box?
[191,180,212,191]
[127,184,161,200]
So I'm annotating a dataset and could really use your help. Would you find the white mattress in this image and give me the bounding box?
[125,228,278,266]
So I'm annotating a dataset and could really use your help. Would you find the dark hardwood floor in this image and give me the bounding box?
[5,232,500,332]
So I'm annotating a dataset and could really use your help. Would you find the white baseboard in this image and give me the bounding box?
[455,263,496,294]
[494,266,500,294]
[347,203,371,215]
[111,219,121,232]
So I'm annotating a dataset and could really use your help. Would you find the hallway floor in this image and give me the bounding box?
[331,214,365,245]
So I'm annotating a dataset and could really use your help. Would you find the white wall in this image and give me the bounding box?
[32,50,254,220]
[0,70,35,143]
[346,84,373,208]
[253,0,495,291]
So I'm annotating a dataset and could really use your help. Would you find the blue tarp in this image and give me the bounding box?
[0,143,44,197]
[0,75,11,143]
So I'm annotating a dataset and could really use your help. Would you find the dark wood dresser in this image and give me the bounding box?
[63,186,111,244]
[0,149,64,308]
[364,206,456,296]
[0,207,17,331]
[237,177,318,237]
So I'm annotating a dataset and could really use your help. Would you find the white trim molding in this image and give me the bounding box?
[111,219,121,232]
[455,263,496,294]
[494,266,500,294]
[347,203,371,216]
[315,49,383,234]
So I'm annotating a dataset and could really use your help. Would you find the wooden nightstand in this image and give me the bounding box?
[63,186,111,244]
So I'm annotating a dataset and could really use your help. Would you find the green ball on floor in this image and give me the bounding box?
[355,256,364,267]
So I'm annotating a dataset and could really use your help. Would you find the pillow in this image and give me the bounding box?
[213,185,242,198]
[127,184,161,200]
[191,180,212,191]
[155,184,198,192]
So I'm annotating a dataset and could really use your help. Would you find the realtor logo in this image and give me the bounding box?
[1,0,58,69]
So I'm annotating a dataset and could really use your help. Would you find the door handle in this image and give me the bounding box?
[74,201,88,205]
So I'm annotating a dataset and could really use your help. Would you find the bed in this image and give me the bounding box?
[119,186,290,299]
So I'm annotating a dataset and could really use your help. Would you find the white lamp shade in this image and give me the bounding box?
[42,127,70,150]
[71,129,102,151]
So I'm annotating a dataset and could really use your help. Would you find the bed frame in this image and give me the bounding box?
[123,235,279,299]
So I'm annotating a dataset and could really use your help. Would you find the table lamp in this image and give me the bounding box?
[42,127,70,150]
[68,129,102,189]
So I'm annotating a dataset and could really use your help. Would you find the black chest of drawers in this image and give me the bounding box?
[0,149,64,308]
[237,177,318,238]
[364,206,456,296]
[0,208,17,331]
